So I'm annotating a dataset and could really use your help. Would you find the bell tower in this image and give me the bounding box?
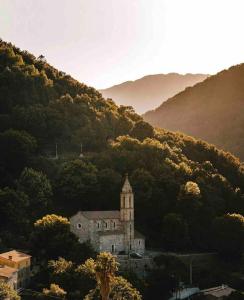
[120,174,134,254]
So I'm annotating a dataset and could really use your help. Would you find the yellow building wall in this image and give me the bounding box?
[0,257,31,288]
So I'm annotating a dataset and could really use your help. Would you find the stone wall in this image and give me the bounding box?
[117,255,155,278]
[134,238,145,254]
[70,213,90,243]
[99,233,125,253]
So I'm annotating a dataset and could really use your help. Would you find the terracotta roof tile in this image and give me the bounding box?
[0,250,31,262]
[0,265,17,278]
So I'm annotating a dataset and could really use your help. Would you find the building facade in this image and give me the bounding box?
[0,265,18,290]
[70,175,145,254]
[0,250,31,289]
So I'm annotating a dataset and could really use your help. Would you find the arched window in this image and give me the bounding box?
[77,223,82,229]
[97,222,100,229]
[138,240,141,246]
[113,222,116,228]
[105,222,108,228]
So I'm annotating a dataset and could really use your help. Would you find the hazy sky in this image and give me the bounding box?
[1,0,244,89]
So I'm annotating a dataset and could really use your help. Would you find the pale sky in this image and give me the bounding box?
[1,0,244,89]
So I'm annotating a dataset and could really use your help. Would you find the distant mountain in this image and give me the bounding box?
[99,73,208,114]
[143,64,244,160]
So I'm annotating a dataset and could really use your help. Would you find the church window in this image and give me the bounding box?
[97,222,100,229]
[130,244,132,250]
[139,240,141,246]
[77,223,82,229]
[113,222,116,228]
[112,244,115,252]
[105,222,108,228]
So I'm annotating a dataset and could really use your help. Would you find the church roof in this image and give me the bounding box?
[134,230,145,239]
[80,210,120,220]
[122,174,132,193]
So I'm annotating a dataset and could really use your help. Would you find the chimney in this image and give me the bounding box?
[8,255,12,260]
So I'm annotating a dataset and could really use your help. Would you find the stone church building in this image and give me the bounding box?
[70,175,145,254]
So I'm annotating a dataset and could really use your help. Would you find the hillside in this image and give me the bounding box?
[143,64,244,161]
[99,73,208,114]
[0,40,244,256]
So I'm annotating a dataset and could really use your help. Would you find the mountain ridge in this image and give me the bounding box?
[99,73,209,114]
[143,63,244,160]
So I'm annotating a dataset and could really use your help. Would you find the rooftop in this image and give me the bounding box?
[201,285,235,298]
[79,210,120,220]
[0,250,31,262]
[135,230,145,239]
[122,174,132,193]
[0,265,17,278]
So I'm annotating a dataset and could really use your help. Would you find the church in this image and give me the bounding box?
[70,175,145,255]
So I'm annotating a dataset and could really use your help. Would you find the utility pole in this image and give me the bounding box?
[79,143,84,158]
[55,143,58,159]
[189,258,193,285]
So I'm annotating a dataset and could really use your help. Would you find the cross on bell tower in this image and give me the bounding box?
[120,174,134,254]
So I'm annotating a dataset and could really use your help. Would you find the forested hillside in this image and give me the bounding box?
[100,73,208,113]
[0,40,244,256]
[143,64,244,161]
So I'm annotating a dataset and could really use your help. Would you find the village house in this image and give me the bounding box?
[70,174,145,255]
[0,250,31,289]
[0,265,18,290]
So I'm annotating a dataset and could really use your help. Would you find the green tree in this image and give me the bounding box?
[0,281,20,300]
[56,160,98,214]
[48,257,95,300]
[214,213,244,260]
[80,252,141,300]
[43,283,66,299]
[0,129,36,184]
[130,120,154,141]
[162,213,190,251]
[17,168,53,219]
[31,214,91,263]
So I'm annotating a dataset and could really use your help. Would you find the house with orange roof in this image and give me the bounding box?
[0,250,31,289]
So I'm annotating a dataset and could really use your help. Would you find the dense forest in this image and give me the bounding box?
[1,40,244,298]
[143,64,244,161]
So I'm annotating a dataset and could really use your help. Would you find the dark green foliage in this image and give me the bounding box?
[17,167,53,220]
[31,214,94,264]
[0,40,244,260]
[144,255,187,300]
[0,129,36,185]
[130,120,154,141]
[213,213,244,260]
[55,160,98,214]
[162,213,190,251]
